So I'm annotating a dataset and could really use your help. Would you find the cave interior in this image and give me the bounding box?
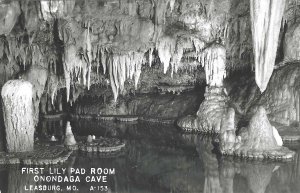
[0,0,300,192]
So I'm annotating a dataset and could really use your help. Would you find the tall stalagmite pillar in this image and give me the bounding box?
[177,44,229,133]
[1,80,35,152]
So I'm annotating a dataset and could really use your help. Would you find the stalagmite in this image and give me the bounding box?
[1,80,35,152]
[64,122,76,146]
[169,0,176,12]
[250,0,286,92]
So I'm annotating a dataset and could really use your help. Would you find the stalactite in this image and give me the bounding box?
[169,0,176,12]
[40,0,75,21]
[200,45,226,87]
[171,46,183,77]
[63,44,83,102]
[157,36,176,74]
[84,22,92,90]
[250,0,286,92]
[153,0,170,25]
[100,48,107,74]
[191,37,205,56]
[105,51,146,102]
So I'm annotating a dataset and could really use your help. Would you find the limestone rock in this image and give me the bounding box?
[1,80,35,152]
[177,87,228,133]
[284,22,300,61]
[241,106,278,150]
[87,135,93,143]
[0,1,21,35]
[219,106,295,160]
[229,63,300,127]
[64,122,77,146]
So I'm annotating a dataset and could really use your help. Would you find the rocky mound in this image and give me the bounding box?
[219,106,295,161]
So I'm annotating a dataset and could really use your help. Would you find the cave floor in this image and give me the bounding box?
[0,119,299,193]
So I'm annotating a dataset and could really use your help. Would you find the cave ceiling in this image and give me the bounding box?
[0,0,298,101]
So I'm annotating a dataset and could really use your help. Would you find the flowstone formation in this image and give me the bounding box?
[1,80,35,152]
[177,87,228,133]
[219,106,295,161]
[177,44,228,133]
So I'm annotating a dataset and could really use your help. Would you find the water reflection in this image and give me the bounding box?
[0,119,299,193]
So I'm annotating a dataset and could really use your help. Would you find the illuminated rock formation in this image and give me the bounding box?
[250,0,286,92]
[177,45,228,133]
[177,87,228,133]
[1,80,34,152]
[0,0,299,141]
[40,0,75,21]
[219,106,295,160]
[64,121,77,146]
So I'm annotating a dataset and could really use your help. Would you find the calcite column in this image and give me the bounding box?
[177,44,228,133]
[1,80,35,152]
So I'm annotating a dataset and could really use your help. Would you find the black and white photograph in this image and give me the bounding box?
[0,0,299,192]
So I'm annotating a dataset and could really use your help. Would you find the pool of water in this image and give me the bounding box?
[0,119,299,193]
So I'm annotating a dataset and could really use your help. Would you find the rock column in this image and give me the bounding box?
[1,80,35,152]
[177,44,229,133]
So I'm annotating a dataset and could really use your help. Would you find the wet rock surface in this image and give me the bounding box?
[219,106,295,161]
[0,144,72,165]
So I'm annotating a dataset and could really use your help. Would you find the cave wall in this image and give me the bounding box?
[0,0,300,127]
[227,62,300,127]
